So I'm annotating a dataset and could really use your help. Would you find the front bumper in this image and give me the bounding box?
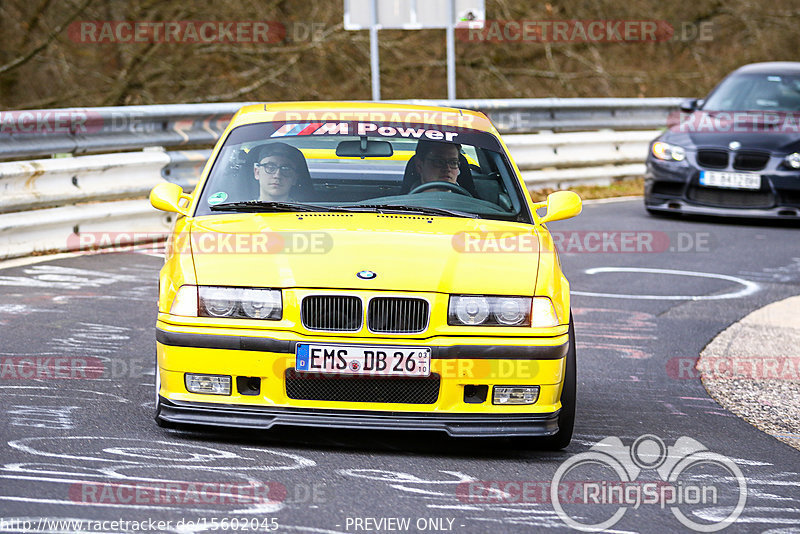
[645,200,800,219]
[155,321,569,436]
[644,157,800,219]
[158,398,560,437]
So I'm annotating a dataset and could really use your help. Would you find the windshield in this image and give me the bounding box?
[703,72,800,112]
[194,121,530,223]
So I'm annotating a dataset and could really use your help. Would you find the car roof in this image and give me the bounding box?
[732,62,800,75]
[229,101,496,133]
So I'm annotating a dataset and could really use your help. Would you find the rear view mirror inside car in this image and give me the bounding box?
[336,138,393,158]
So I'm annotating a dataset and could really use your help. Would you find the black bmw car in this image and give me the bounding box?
[645,62,800,219]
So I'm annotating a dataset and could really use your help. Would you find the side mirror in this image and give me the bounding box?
[539,191,582,224]
[150,182,190,216]
[680,98,700,113]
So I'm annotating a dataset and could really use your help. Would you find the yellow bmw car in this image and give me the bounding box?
[150,102,581,449]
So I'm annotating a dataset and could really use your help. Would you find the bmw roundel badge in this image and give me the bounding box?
[357,270,377,280]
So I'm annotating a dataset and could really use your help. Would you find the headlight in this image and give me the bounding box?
[201,287,237,317]
[451,295,491,325]
[495,297,528,325]
[652,141,686,162]
[169,285,282,320]
[784,152,800,169]
[449,295,548,327]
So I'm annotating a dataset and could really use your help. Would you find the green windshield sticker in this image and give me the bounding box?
[208,192,228,205]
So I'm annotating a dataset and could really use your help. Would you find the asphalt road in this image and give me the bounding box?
[1,198,799,533]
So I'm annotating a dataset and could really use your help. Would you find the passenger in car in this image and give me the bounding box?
[252,142,313,201]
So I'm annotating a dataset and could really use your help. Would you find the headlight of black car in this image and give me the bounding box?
[652,141,686,162]
[783,152,800,169]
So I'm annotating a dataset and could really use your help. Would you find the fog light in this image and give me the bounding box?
[493,385,539,405]
[185,374,231,395]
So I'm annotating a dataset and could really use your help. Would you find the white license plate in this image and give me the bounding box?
[699,171,761,190]
[295,344,431,377]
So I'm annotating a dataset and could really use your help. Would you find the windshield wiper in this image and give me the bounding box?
[210,201,328,213]
[340,204,480,218]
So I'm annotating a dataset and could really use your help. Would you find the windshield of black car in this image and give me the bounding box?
[703,73,800,112]
[194,121,530,223]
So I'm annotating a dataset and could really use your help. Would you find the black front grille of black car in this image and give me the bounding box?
[301,296,362,331]
[650,182,685,196]
[733,151,770,171]
[780,191,800,206]
[368,297,429,333]
[688,187,774,208]
[697,150,728,169]
[285,369,440,404]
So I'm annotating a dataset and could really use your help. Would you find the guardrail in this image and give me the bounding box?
[0,98,678,260]
[0,98,679,160]
[0,104,250,161]
[405,97,681,133]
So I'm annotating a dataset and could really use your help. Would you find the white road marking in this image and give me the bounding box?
[573,267,760,300]
[338,469,475,484]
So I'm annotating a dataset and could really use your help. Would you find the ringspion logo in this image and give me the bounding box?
[551,434,746,531]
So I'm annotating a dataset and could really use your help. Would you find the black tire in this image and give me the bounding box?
[538,314,576,450]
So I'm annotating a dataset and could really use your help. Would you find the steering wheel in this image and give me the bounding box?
[409,181,473,197]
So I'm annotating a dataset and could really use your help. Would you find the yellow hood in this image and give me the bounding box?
[186,213,541,295]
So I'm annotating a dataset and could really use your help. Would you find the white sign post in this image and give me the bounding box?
[344,0,485,101]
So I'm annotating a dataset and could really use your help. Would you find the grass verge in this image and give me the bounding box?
[528,177,644,202]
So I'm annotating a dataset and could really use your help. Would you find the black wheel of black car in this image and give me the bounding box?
[534,313,576,450]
